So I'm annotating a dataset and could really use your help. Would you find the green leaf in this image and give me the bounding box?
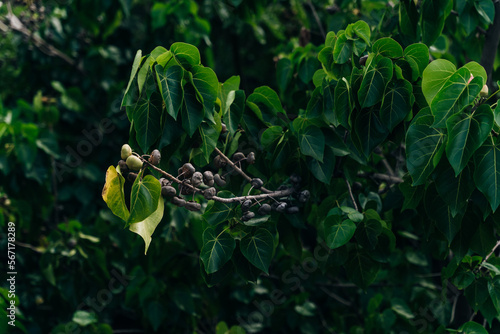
[181,84,204,136]
[424,184,463,243]
[399,175,424,211]
[470,221,497,257]
[488,276,500,313]
[155,64,183,120]
[202,191,235,226]
[446,104,493,176]
[465,278,489,312]
[247,86,286,124]
[435,164,474,217]
[132,91,162,153]
[332,32,352,64]
[458,322,488,334]
[170,42,201,70]
[191,65,219,119]
[351,20,371,45]
[299,126,325,162]
[240,228,275,274]
[403,43,429,77]
[324,215,356,249]
[276,58,293,96]
[406,107,446,185]
[200,226,236,274]
[322,79,336,125]
[355,219,382,249]
[129,196,164,254]
[372,38,403,58]
[391,298,415,320]
[463,62,488,85]
[358,55,393,108]
[199,119,222,164]
[345,248,380,289]
[431,68,483,128]
[299,57,320,84]
[421,59,456,106]
[475,0,495,24]
[379,79,413,131]
[474,136,500,212]
[72,310,97,327]
[122,50,143,107]
[307,147,335,185]
[127,173,161,226]
[399,0,419,39]
[102,166,130,222]
[334,78,351,128]
[352,108,388,157]
[421,0,452,45]
[260,126,283,149]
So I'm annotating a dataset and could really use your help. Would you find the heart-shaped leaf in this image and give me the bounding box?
[240,228,275,274]
[155,64,183,120]
[127,172,161,226]
[379,79,413,131]
[421,59,456,106]
[102,165,130,222]
[324,215,356,249]
[474,136,500,212]
[358,55,393,108]
[129,196,164,254]
[200,226,236,274]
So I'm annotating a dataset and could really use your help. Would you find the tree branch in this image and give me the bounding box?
[211,187,295,203]
[344,177,359,211]
[357,172,403,184]
[478,239,500,271]
[480,0,500,87]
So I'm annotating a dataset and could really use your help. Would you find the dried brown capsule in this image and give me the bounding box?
[299,190,310,203]
[232,152,246,163]
[127,172,138,183]
[214,155,227,169]
[258,203,272,215]
[185,201,201,212]
[246,152,256,164]
[214,174,227,187]
[204,187,217,200]
[241,211,255,222]
[180,163,196,178]
[221,123,227,133]
[181,179,194,195]
[241,199,252,212]
[149,149,161,166]
[118,160,129,175]
[191,171,203,187]
[203,171,214,186]
[171,196,186,207]
[251,178,264,189]
[161,185,176,198]
[286,206,299,214]
[159,178,171,187]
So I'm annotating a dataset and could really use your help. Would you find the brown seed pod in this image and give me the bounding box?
[221,123,227,133]
[181,179,194,195]
[161,185,176,198]
[246,152,256,164]
[171,196,186,207]
[204,187,217,200]
[127,172,138,183]
[214,174,227,187]
[149,149,161,166]
[185,201,201,212]
[118,160,129,175]
[159,178,171,187]
[180,163,195,178]
[251,178,264,189]
[232,152,246,163]
[214,155,227,169]
[258,203,272,215]
[191,171,203,187]
[203,171,214,186]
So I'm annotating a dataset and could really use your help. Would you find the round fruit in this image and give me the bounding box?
[257,203,271,215]
[251,178,264,189]
[241,199,252,212]
[181,163,195,178]
[121,144,132,160]
[299,190,310,203]
[247,152,256,164]
[480,84,489,97]
[286,206,299,214]
[233,152,246,163]
[159,178,171,187]
[204,187,217,200]
[191,171,203,187]
[127,172,138,182]
[185,201,201,211]
[203,171,214,186]
[241,211,255,222]
[126,155,143,171]
[214,174,227,187]
[214,155,227,169]
[149,149,161,166]
[118,160,129,175]
[161,185,176,198]
[171,196,186,207]
[276,202,287,213]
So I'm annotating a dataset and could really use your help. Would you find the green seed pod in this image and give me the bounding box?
[126,155,143,171]
[121,144,132,160]
[149,149,161,166]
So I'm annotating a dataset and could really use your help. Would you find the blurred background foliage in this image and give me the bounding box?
[1,0,500,333]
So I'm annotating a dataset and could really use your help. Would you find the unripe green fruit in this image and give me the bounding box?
[126,155,143,171]
[149,149,161,165]
[480,84,489,97]
[121,144,132,160]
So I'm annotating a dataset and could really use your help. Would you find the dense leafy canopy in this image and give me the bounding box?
[3,1,500,333]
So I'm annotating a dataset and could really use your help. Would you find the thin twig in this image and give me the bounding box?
[306,0,326,39]
[478,240,500,271]
[344,178,358,211]
[357,172,403,184]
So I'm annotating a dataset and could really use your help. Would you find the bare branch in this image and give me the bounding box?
[357,172,403,184]
[344,178,359,211]
[478,239,500,271]
[211,187,295,203]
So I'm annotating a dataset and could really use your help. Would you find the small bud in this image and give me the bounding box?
[126,155,143,171]
[149,149,161,166]
[480,84,489,97]
[121,144,132,160]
